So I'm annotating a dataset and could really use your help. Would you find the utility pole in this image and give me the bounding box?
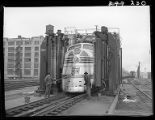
[137,62,141,79]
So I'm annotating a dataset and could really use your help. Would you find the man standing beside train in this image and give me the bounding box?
[44,73,52,98]
[84,72,91,99]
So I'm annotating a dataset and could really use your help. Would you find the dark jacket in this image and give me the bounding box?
[84,74,91,86]
[44,75,52,87]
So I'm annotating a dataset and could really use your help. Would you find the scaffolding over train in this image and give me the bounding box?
[37,25,122,95]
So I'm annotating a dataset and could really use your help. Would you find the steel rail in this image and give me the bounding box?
[31,94,87,116]
[6,94,65,117]
[128,80,152,100]
[13,96,70,117]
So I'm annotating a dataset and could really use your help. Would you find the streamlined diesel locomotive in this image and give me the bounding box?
[62,43,94,93]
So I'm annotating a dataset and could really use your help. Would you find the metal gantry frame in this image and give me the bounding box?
[39,25,69,93]
[94,26,122,94]
[38,25,122,94]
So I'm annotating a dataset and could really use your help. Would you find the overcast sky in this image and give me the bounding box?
[4,6,151,72]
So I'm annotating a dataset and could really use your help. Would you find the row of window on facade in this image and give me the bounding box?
[5,40,40,46]
[7,63,39,68]
[7,46,39,52]
[7,57,39,62]
[7,69,38,76]
[7,52,39,58]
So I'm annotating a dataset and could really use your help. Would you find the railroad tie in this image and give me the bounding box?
[22,107,30,111]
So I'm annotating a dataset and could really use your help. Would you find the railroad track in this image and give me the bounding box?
[6,94,66,117]
[128,80,152,104]
[142,81,152,90]
[6,93,87,117]
[31,93,87,116]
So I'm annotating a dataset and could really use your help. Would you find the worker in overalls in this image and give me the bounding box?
[52,78,58,95]
[44,73,52,98]
[84,72,91,99]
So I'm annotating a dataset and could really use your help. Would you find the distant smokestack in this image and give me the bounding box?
[137,62,141,79]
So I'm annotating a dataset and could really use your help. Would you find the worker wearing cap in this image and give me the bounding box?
[44,73,52,98]
[84,72,91,99]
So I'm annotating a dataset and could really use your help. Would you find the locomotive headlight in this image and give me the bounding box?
[74,48,81,54]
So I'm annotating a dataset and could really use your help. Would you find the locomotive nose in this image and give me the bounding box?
[73,56,80,63]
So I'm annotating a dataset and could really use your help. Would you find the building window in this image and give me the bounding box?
[24,58,31,62]
[7,69,14,75]
[16,41,23,45]
[8,58,14,62]
[8,56,15,61]
[8,41,15,45]
[16,46,23,51]
[25,41,31,45]
[35,46,39,51]
[20,53,23,56]
[24,69,31,75]
[24,53,31,57]
[34,52,39,57]
[34,63,38,68]
[34,69,38,76]
[34,41,39,45]
[8,47,15,52]
[20,47,23,51]
[7,63,14,68]
[8,53,14,57]
[34,58,39,62]
[24,63,31,68]
[25,47,31,51]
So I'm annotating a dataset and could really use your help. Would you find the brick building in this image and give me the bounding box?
[3,35,44,79]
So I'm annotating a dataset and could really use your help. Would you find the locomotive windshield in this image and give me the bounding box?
[83,44,94,50]
[68,44,81,51]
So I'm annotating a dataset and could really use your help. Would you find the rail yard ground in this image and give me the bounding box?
[4,78,152,116]
[114,78,152,116]
[59,78,153,116]
[5,86,43,109]
[59,95,115,115]
[4,79,39,91]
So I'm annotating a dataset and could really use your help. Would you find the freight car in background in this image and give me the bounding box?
[130,71,136,78]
